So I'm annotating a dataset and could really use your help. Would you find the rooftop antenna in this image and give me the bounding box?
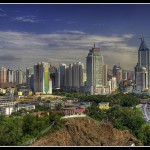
[139,36,144,42]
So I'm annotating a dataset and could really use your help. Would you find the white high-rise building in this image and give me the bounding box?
[7,69,14,83]
[135,67,148,91]
[86,44,104,95]
[63,62,84,91]
[111,77,117,91]
[15,70,25,84]
[72,62,84,88]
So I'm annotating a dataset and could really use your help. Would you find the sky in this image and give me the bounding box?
[0,3,150,71]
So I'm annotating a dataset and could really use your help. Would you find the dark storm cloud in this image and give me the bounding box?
[0,54,22,61]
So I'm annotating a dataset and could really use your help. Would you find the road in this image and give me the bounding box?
[141,103,150,123]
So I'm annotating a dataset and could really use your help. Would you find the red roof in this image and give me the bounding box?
[74,109,85,113]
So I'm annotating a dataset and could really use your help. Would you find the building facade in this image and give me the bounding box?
[26,68,32,91]
[7,69,14,83]
[0,67,7,83]
[135,38,150,90]
[86,44,104,95]
[15,70,25,84]
[112,65,122,85]
[135,66,148,91]
[34,61,52,94]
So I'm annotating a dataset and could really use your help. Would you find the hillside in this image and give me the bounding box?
[31,116,142,146]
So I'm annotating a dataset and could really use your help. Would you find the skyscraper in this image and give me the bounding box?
[26,68,32,91]
[135,66,148,91]
[136,38,150,90]
[112,65,122,85]
[86,44,104,95]
[7,69,14,83]
[49,65,58,88]
[68,64,73,87]
[15,70,25,84]
[72,62,84,88]
[0,67,7,83]
[34,61,52,94]
[59,63,66,88]
[103,64,108,86]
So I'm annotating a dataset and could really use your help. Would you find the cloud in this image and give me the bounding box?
[67,21,76,24]
[12,16,46,23]
[0,8,7,17]
[54,19,62,22]
[55,30,87,35]
[122,34,134,39]
[0,30,139,71]
[54,18,76,25]
[0,54,21,61]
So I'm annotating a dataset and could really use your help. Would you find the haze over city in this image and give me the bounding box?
[0,3,149,71]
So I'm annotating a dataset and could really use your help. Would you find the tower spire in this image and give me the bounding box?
[94,43,95,48]
[139,36,144,42]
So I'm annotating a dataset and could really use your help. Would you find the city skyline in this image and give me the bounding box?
[0,3,150,71]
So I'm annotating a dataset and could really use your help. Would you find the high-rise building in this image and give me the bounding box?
[72,62,84,88]
[7,69,14,83]
[0,67,7,83]
[15,70,25,84]
[68,64,73,87]
[103,64,107,86]
[135,38,150,90]
[26,68,32,91]
[113,65,122,85]
[30,74,34,92]
[49,65,58,88]
[86,44,104,95]
[111,77,117,92]
[122,70,127,80]
[62,62,84,91]
[59,63,66,88]
[34,61,52,94]
[65,66,69,87]
[135,66,148,91]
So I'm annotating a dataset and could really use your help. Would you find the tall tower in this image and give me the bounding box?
[15,70,25,84]
[137,37,150,90]
[7,69,14,83]
[59,63,66,88]
[72,62,84,88]
[135,66,148,91]
[49,65,58,88]
[86,44,104,95]
[103,64,107,86]
[26,68,32,91]
[113,65,122,85]
[68,64,73,87]
[34,61,52,94]
[0,67,7,83]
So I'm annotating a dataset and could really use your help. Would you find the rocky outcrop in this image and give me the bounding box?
[31,116,142,146]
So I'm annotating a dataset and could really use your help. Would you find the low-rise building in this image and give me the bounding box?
[98,102,109,110]
[17,104,35,111]
[0,101,17,107]
[0,106,17,115]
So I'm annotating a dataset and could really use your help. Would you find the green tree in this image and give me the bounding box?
[22,114,37,136]
[0,117,23,146]
[138,124,150,145]
[55,103,63,110]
